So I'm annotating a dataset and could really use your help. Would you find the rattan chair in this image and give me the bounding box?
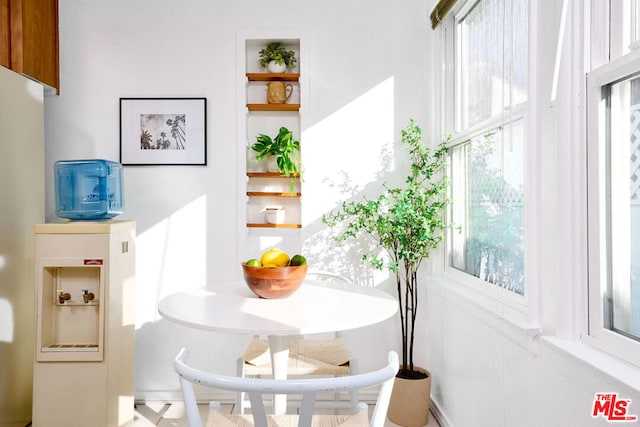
[174,347,398,427]
[236,271,359,414]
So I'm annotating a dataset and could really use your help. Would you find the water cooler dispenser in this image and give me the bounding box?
[32,221,135,426]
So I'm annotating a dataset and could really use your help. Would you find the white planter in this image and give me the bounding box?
[265,206,285,224]
[265,155,280,173]
[267,60,287,73]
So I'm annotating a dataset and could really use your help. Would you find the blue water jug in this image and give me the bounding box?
[54,159,124,220]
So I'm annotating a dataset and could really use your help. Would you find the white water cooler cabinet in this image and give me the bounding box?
[32,221,135,426]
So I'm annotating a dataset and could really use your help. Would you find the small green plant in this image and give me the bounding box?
[323,119,451,379]
[258,42,297,69]
[252,127,301,178]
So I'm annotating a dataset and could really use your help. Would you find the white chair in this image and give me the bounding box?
[236,271,359,414]
[174,347,399,427]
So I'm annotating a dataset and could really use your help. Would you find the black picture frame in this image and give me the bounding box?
[119,97,207,165]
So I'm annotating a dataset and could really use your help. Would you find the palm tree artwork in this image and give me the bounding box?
[139,113,186,150]
[140,129,153,149]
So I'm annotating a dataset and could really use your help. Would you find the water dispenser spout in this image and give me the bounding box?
[58,290,71,304]
[82,289,95,304]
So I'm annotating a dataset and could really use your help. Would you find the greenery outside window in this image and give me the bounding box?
[445,0,528,296]
[450,122,525,295]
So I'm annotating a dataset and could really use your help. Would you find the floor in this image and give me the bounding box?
[133,402,441,426]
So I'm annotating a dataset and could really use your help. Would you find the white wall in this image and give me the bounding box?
[0,66,45,426]
[45,0,429,402]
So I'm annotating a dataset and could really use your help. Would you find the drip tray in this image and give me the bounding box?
[44,344,99,351]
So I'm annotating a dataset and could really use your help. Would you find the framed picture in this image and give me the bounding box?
[120,98,207,165]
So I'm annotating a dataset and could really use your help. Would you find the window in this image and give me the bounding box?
[445,0,528,296]
[611,0,640,57]
[587,1,640,366]
[450,122,525,294]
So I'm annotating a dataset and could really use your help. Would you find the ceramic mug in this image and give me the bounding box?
[267,81,293,104]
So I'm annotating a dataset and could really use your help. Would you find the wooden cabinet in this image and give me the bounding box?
[0,0,9,69]
[0,0,59,93]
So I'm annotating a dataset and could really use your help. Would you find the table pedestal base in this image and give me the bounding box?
[268,335,291,415]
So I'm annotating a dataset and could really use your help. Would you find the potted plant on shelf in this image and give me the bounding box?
[322,119,450,427]
[251,127,301,192]
[258,42,297,73]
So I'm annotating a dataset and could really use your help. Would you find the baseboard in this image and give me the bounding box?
[135,389,381,405]
[136,390,224,403]
[429,397,452,427]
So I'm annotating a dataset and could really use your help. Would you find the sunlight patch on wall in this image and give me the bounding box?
[302,77,395,225]
[298,77,395,285]
[0,299,13,342]
[0,255,5,269]
[135,196,207,329]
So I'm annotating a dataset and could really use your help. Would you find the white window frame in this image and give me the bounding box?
[440,0,532,323]
[586,43,640,369]
[611,0,638,57]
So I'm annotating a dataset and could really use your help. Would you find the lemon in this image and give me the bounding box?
[246,259,261,267]
[263,263,278,268]
[260,248,290,267]
[289,254,307,266]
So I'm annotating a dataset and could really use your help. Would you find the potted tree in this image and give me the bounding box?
[251,126,301,192]
[258,42,297,73]
[322,119,450,427]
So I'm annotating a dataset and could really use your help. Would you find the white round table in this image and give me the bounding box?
[158,279,398,414]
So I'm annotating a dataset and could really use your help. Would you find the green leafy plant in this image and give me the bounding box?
[322,119,451,379]
[252,127,301,179]
[258,42,297,69]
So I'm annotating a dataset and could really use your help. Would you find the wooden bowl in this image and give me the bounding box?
[241,262,307,299]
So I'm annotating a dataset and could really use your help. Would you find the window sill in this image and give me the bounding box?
[543,336,640,392]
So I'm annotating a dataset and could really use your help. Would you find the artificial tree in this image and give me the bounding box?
[322,119,450,379]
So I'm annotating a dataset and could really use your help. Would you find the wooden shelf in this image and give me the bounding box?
[243,41,302,236]
[247,223,302,229]
[246,73,300,82]
[247,172,301,178]
[247,192,301,197]
[247,103,300,111]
